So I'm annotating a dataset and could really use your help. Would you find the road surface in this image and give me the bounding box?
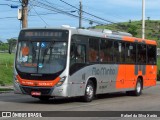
[0,84,160,120]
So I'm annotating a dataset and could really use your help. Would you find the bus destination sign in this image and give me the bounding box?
[24,31,63,37]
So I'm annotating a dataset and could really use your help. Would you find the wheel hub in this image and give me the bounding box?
[137,82,141,93]
[86,85,93,98]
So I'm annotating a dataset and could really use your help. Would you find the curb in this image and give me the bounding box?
[0,90,13,94]
[0,86,13,93]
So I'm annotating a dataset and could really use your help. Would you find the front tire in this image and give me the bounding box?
[82,80,95,102]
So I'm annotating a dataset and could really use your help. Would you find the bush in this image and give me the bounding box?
[158,70,160,81]
[157,74,160,81]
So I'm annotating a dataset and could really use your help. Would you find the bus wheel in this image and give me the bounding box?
[83,80,95,102]
[38,96,50,101]
[126,78,142,96]
[133,78,142,96]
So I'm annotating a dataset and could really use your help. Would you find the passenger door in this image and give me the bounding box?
[69,42,87,97]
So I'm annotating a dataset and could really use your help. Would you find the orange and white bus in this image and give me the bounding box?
[13,26,157,102]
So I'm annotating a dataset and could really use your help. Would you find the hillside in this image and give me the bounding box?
[93,20,160,47]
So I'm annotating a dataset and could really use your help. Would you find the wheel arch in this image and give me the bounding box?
[86,77,97,94]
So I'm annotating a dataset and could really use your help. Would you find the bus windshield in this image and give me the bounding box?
[16,41,67,74]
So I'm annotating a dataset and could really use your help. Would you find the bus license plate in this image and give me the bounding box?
[31,91,41,96]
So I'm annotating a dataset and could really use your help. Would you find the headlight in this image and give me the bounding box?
[56,76,66,87]
[14,75,19,83]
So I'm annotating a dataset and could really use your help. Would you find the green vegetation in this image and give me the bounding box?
[157,56,160,70]
[157,57,160,81]
[0,42,8,51]
[158,57,160,73]
[0,88,13,92]
[0,38,17,85]
[0,38,17,52]
[0,53,14,85]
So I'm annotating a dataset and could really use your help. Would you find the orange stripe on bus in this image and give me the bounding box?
[122,36,135,42]
[16,75,61,87]
[145,40,157,45]
[122,36,157,45]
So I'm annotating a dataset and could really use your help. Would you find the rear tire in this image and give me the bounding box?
[133,78,142,96]
[126,78,142,96]
[82,80,95,102]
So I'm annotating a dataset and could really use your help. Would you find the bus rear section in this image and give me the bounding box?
[115,39,157,92]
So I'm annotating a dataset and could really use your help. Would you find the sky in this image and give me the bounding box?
[0,0,160,42]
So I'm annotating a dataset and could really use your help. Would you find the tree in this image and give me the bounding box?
[7,38,17,45]
[127,24,138,36]
[89,21,93,27]
[0,42,8,51]
[0,40,3,45]
[7,38,17,53]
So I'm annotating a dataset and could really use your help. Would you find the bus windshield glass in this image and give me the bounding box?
[16,41,67,74]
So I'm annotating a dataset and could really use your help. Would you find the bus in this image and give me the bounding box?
[13,26,157,102]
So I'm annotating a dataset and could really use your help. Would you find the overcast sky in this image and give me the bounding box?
[0,0,160,42]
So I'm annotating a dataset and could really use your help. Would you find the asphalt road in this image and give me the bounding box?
[0,84,160,120]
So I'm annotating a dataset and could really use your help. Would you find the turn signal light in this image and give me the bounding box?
[56,76,66,87]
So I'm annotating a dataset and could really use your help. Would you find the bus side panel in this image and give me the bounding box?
[125,65,136,88]
[115,65,126,89]
[144,65,157,87]
[116,65,136,89]
[68,64,119,97]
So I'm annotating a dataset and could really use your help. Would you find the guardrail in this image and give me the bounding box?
[0,51,8,53]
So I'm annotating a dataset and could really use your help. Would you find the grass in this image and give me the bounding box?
[0,88,13,92]
[157,57,160,81]
[158,57,160,74]
[0,53,14,85]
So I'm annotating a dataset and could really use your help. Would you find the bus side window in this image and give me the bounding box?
[147,45,156,64]
[114,41,125,63]
[70,43,76,66]
[89,38,99,62]
[126,43,136,63]
[100,39,113,62]
[70,44,86,65]
[137,44,146,64]
[76,45,86,63]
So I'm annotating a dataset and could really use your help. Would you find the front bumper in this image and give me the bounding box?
[20,86,54,96]
[14,81,68,97]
